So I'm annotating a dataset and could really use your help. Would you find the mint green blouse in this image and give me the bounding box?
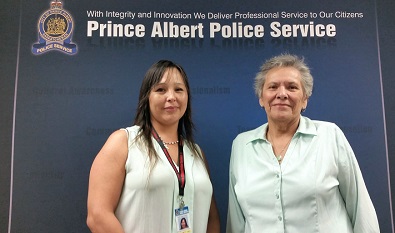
[227,116,379,233]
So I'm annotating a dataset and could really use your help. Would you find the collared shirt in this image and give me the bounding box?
[226,116,380,233]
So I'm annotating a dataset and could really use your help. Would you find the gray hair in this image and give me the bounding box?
[254,54,313,98]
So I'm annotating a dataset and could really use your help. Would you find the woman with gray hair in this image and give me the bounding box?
[227,54,379,233]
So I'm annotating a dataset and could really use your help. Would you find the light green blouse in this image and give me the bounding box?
[227,116,379,233]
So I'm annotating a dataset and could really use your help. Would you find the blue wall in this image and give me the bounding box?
[1,0,394,232]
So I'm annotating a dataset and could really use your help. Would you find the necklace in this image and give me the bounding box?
[162,140,179,149]
[158,135,179,149]
[268,134,293,162]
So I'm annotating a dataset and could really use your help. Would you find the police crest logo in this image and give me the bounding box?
[32,0,77,55]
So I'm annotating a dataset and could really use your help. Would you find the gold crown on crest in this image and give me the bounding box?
[50,1,63,9]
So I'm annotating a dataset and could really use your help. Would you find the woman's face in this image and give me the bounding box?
[181,218,187,228]
[149,68,188,128]
[259,66,308,123]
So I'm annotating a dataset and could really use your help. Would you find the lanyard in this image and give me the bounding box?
[151,128,186,196]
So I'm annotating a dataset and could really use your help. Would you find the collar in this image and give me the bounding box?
[245,116,318,144]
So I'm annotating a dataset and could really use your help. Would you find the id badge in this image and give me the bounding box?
[175,206,192,233]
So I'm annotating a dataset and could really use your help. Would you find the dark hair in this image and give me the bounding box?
[180,217,188,229]
[134,60,201,167]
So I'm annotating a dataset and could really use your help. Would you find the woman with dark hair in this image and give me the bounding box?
[180,217,189,229]
[87,60,220,233]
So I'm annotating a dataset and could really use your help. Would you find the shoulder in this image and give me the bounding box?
[104,129,129,152]
[302,116,342,134]
[123,125,140,138]
[312,120,338,129]
[233,124,265,145]
[102,126,142,155]
[312,120,343,136]
[91,129,129,170]
[301,117,347,143]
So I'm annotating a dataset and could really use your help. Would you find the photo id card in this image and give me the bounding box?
[175,206,192,233]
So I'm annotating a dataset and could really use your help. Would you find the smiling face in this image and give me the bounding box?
[259,66,308,124]
[149,68,188,129]
[180,218,188,229]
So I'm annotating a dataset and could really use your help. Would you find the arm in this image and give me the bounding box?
[336,127,380,233]
[86,130,128,233]
[207,195,221,233]
[201,150,221,233]
[226,141,245,233]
